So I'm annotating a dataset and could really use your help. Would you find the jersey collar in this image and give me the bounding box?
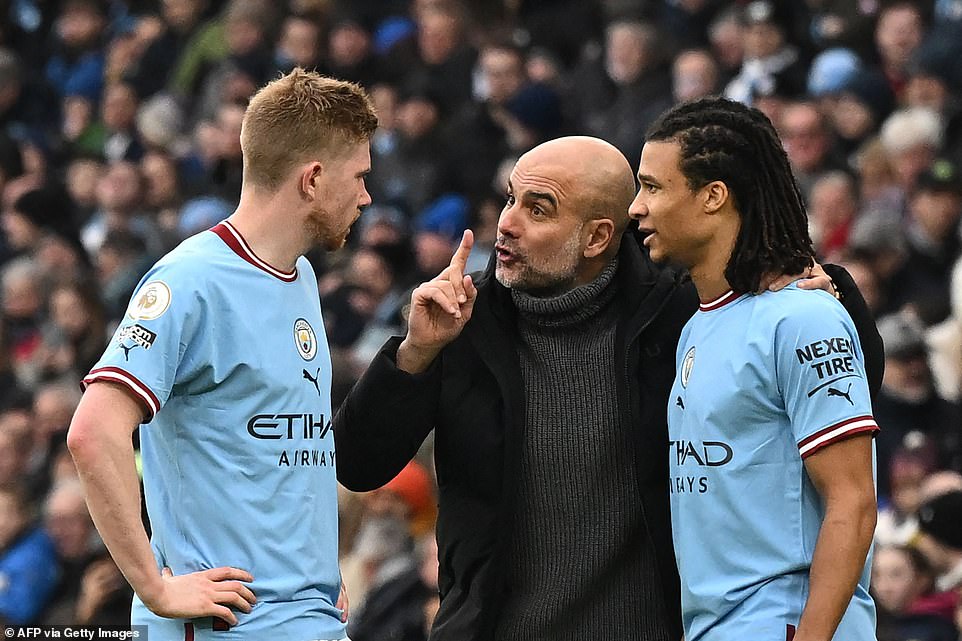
[211,221,298,282]
[698,289,743,312]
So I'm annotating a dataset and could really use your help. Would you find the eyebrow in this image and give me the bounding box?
[637,173,661,186]
[507,179,558,209]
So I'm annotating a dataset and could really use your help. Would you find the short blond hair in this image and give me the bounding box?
[240,68,378,190]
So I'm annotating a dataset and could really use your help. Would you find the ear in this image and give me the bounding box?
[583,218,615,258]
[702,180,729,214]
[300,162,323,200]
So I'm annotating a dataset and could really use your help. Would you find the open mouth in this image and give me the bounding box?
[637,229,656,246]
[494,244,518,263]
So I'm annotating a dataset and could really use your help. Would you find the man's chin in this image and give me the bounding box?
[643,244,670,264]
[494,267,514,289]
[325,235,348,252]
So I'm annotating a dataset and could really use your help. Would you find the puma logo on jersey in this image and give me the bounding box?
[302,368,320,395]
[827,383,854,405]
[116,324,157,360]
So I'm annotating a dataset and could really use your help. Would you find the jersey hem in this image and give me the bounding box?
[83,366,162,420]
[797,415,879,458]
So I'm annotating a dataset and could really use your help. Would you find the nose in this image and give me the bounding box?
[627,191,648,221]
[497,201,521,239]
[359,182,372,208]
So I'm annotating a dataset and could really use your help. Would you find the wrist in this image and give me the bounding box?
[396,338,441,374]
[134,572,166,608]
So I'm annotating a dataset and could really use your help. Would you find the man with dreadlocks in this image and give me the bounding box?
[630,95,879,641]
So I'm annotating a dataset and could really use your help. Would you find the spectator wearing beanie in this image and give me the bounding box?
[6,186,80,257]
[916,490,962,592]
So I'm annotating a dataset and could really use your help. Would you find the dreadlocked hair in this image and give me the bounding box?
[646,96,814,293]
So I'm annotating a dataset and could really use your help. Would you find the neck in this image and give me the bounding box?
[688,218,739,303]
[228,185,306,271]
[571,251,617,290]
[512,257,619,328]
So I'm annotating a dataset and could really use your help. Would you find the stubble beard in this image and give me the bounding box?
[495,230,584,296]
[306,205,351,252]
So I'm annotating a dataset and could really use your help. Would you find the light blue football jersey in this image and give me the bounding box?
[668,284,878,641]
[84,221,344,641]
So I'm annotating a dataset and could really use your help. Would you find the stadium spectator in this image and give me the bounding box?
[1,258,45,384]
[128,0,220,99]
[927,258,962,403]
[373,83,452,216]
[44,0,107,105]
[873,2,926,101]
[724,0,807,106]
[916,490,962,593]
[570,18,672,162]
[274,13,323,74]
[827,71,896,158]
[874,312,962,498]
[324,11,383,89]
[876,436,938,546]
[0,419,31,489]
[672,48,720,104]
[382,4,475,117]
[192,0,276,123]
[445,41,528,202]
[872,544,958,641]
[0,484,59,624]
[879,107,943,195]
[80,160,153,256]
[346,515,427,641]
[809,171,858,262]
[898,159,962,324]
[777,101,847,202]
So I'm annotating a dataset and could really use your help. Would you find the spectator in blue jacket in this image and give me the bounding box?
[0,485,59,625]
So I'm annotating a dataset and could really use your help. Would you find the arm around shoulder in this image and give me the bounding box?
[822,264,884,399]
[334,336,442,491]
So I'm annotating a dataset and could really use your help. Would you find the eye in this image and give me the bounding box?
[505,194,515,207]
[531,206,545,218]
[642,181,658,194]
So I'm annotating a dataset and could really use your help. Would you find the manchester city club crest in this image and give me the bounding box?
[293,318,317,361]
[127,281,172,320]
[681,346,695,388]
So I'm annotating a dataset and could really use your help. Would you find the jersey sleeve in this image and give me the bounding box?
[774,293,879,459]
[83,260,203,421]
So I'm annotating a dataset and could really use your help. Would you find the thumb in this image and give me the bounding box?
[161,567,173,578]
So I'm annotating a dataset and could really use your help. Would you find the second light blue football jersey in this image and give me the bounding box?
[85,221,344,641]
[668,284,878,641]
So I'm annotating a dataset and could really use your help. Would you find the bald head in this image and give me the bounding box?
[497,136,636,294]
[520,136,635,234]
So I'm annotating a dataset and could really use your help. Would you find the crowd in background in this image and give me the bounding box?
[0,0,961,638]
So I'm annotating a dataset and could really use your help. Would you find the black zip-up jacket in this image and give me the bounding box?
[334,233,883,641]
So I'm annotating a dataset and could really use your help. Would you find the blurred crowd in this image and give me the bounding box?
[0,0,961,638]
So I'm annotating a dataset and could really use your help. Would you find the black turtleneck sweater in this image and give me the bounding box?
[494,259,669,641]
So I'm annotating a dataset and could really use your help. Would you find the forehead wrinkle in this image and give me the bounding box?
[510,163,571,208]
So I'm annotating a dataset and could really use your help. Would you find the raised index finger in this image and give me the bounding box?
[449,229,474,278]
[448,229,474,303]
